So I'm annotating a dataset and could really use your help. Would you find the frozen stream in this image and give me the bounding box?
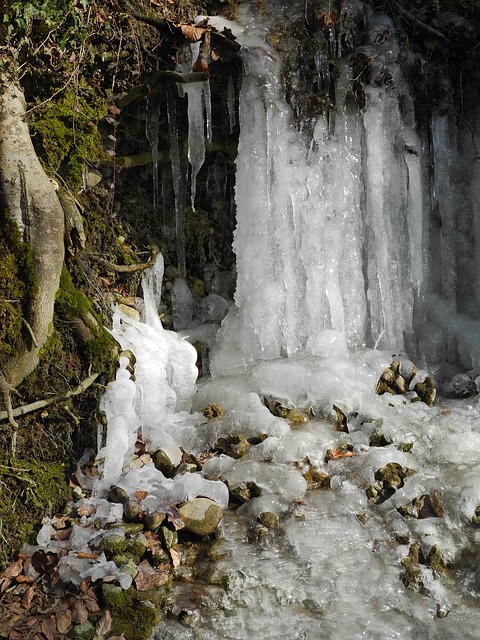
[100,1,480,638]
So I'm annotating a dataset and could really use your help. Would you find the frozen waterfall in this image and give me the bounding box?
[98,2,480,640]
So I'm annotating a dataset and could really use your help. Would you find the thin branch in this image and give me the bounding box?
[21,318,38,347]
[0,372,99,422]
[87,246,158,273]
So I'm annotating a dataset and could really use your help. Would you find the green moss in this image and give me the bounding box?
[30,85,108,191]
[0,459,70,570]
[101,584,162,640]
[0,209,37,369]
[55,265,117,376]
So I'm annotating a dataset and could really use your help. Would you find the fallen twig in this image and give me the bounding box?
[87,246,157,273]
[0,372,99,422]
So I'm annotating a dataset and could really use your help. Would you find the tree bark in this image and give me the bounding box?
[0,75,64,388]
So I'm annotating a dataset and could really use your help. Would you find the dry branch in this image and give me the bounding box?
[0,373,99,422]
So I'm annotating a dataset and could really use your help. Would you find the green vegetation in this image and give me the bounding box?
[101,583,163,640]
[0,210,37,370]
[0,459,70,569]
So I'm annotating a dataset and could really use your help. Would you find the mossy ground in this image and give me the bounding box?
[0,209,37,371]
[0,459,70,570]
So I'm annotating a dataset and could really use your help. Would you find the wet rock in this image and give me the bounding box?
[367,462,414,504]
[103,532,128,556]
[258,511,279,529]
[175,463,198,476]
[376,360,436,406]
[107,485,129,504]
[144,511,166,531]
[202,403,225,419]
[118,303,140,322]
[115,523,144,534]
[128,532,148,558]
[229,480,263,504]
[401,542,423,590]
[68,622,95,640]
[123,499,143,523]
[274,404,309,428]
[471,505,480,525]
[174,565,196,582]
[215,434,250,459]
[302,467,331,489]
[179,498,223,536]
[248,524,273,547]
[160,526,178,549]
[398,491,444,519]
[153,446,182,476]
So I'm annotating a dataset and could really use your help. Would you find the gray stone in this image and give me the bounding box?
[179,498,223,536]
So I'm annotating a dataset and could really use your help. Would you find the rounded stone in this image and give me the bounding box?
[179,498,223,536]
[68,622,95,640]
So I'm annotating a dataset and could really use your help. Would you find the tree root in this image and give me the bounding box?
[0,372,99,423]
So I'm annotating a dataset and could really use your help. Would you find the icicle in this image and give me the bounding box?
[167,88,187,278]
[227,74,236,134]
[145,94,161,218]
[203,80,212,144]
[177,81,206,212]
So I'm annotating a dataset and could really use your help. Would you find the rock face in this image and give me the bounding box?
[179,498,223,536]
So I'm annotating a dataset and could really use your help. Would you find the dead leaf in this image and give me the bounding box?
[319,10,339,29]
[325,448,355,461]
[81,589,100,613]
[193,57,209,74]
[95,609,112,637]
[180,24,205,43]
[15,575,34,584]
[1,559,23,579]
[76,552,99,560]
[332,404,348,432]
[56,608,72,634]
[41,617,57,640]
[77,503,96,517]
[135,490,148,501]
[134,560,170,591]
[170,548,181,568]
[71,599,88,624]
[22,585,35,609]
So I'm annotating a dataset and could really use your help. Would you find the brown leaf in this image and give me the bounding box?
[180,24,205,43]
[41,617,57,640]
[1,559,23,579]
[82,590,100,613]
[71,599,89,624]
[15,575,34,584]
[95,609,113,637]
[193,57,209,74]
[22,585,36,610]
[135,490,148,501]
[77,503,96,517]
[170,548,181,568]
[22,558,40,581]
[0,576,12,593]
[56,608,72,634]
[134,560,170,591]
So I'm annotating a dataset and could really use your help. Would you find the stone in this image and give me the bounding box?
[215,435,250,459]
[118,303,140,321]
[258,511,279,529]
[68,622,95,640]
[202,403,225,419]
[179,498,223,536]
[153,447,182,476]
[123,499,143,523]
[107,485,129,504]
[144,511,166,531]
[128,532,148,558]
[160,526,178,549]
[103,532,127,556]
